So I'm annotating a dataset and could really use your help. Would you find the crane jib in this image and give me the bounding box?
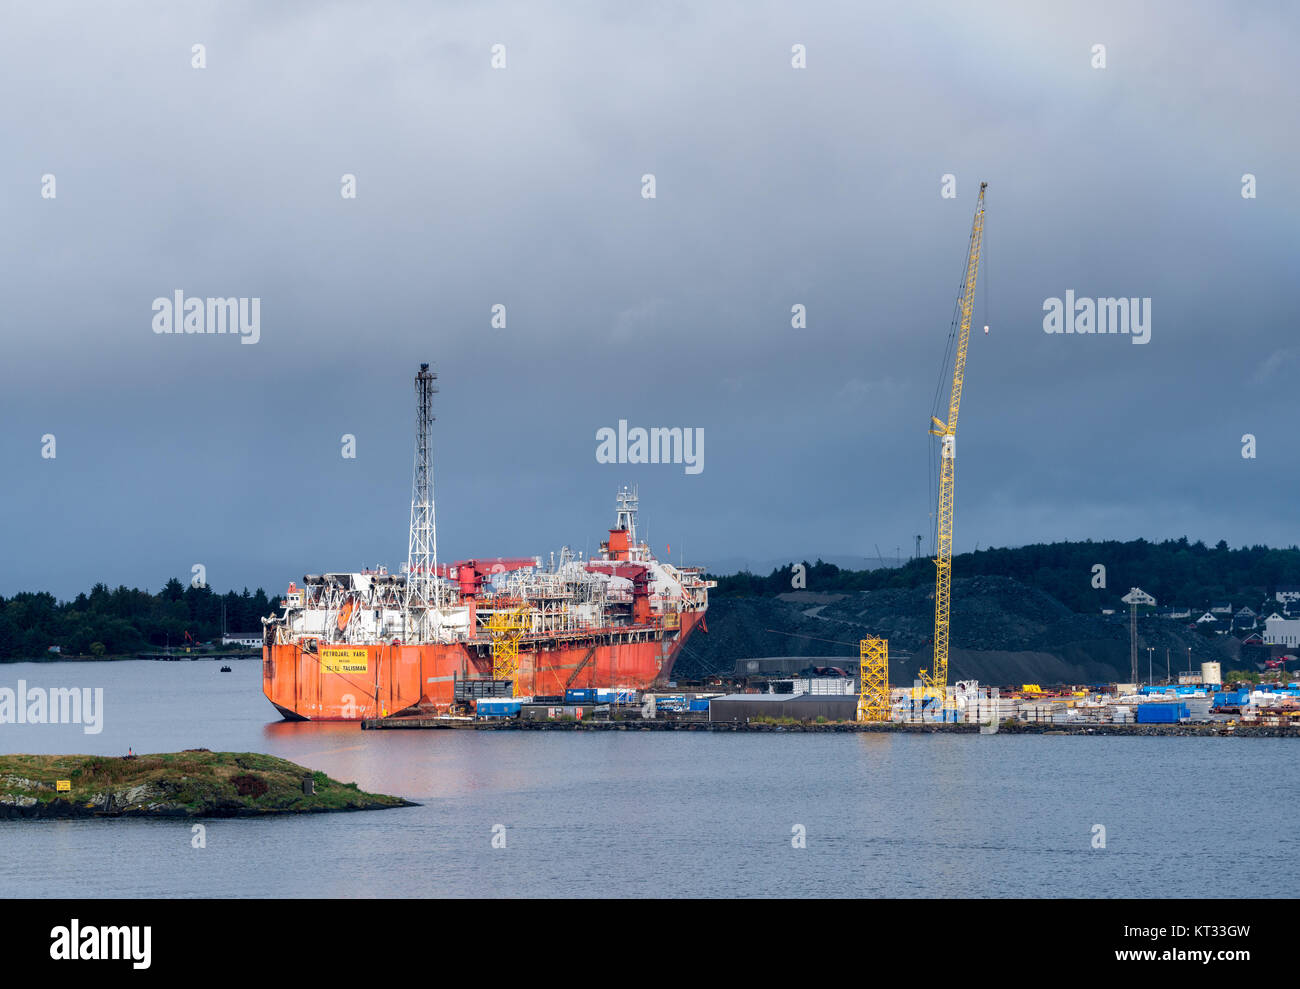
[920,182,986,709]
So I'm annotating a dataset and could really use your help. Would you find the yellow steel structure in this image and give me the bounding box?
[921,182,987,708]
[487,604,531,696]
[857,637,890,722]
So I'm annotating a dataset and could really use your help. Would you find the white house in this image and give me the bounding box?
[222,632,262,649]
[1275,586,1300,606]
[1195,612,1217,624]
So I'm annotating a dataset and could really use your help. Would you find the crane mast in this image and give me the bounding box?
[921,182,987,706]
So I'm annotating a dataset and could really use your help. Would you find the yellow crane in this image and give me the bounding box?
[920,182,987,710]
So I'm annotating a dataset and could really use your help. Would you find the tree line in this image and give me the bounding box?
[0,579,276,660]
[7,537,1299,659]
[711,538,1300,614]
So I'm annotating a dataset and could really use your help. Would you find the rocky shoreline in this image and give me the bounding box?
[999,722,1294,738]
[0,750,415,819]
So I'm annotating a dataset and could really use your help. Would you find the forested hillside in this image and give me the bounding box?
[5,536,1296,663]
[712,538,1300,613]
[0,579,273,659]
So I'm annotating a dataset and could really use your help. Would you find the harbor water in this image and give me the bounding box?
[1,660,1294,898]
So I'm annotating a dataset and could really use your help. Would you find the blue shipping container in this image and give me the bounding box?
[565,689,597,703]
[476,699,522,716]
[1213,690,1247,707]
[687,699,710,712]
[595,688,637,704]
[1136,703,1186,724]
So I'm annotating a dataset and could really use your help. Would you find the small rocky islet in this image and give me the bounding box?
[0,749,415,818]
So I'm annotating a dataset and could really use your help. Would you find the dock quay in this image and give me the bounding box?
[361,715,476,730]
[360,714,976,732]
[357,677,1300,735]
[484,719,976,733]
[358,716,1300,736]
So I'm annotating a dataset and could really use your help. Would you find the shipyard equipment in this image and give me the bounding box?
[920,182,987,707]
[487,603,531,695]
[857,637,890,722]
[1121,587,1156,685]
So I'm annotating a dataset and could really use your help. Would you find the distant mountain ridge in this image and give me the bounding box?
[709,537,1300,614]
[703,554,906,576]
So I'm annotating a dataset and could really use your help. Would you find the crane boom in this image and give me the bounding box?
[921,182,987,705]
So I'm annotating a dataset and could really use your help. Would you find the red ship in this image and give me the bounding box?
[262,365,712,721]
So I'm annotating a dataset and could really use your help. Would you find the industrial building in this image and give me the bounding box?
[708,693,858,723]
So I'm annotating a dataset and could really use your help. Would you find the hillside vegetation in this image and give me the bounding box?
[712,538,1300,612]
[0,579,274,659]
[680,538,1289,684]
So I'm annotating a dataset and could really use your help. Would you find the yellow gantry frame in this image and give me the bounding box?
[921,182,987,708]
[857,637,890,722]
[487,605,531,696]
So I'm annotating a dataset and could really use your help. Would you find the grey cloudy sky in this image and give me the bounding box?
[2,1,1297,598]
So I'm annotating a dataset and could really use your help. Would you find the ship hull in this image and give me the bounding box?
[262,611,704,721]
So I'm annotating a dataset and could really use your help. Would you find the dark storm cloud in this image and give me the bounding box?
[1,1,1297,597]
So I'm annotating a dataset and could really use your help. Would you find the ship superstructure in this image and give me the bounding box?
[261,364,712,721]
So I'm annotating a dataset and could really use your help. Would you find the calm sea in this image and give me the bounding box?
[0,659,1292,898]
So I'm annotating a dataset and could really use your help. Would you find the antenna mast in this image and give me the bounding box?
[615,485,639,560]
